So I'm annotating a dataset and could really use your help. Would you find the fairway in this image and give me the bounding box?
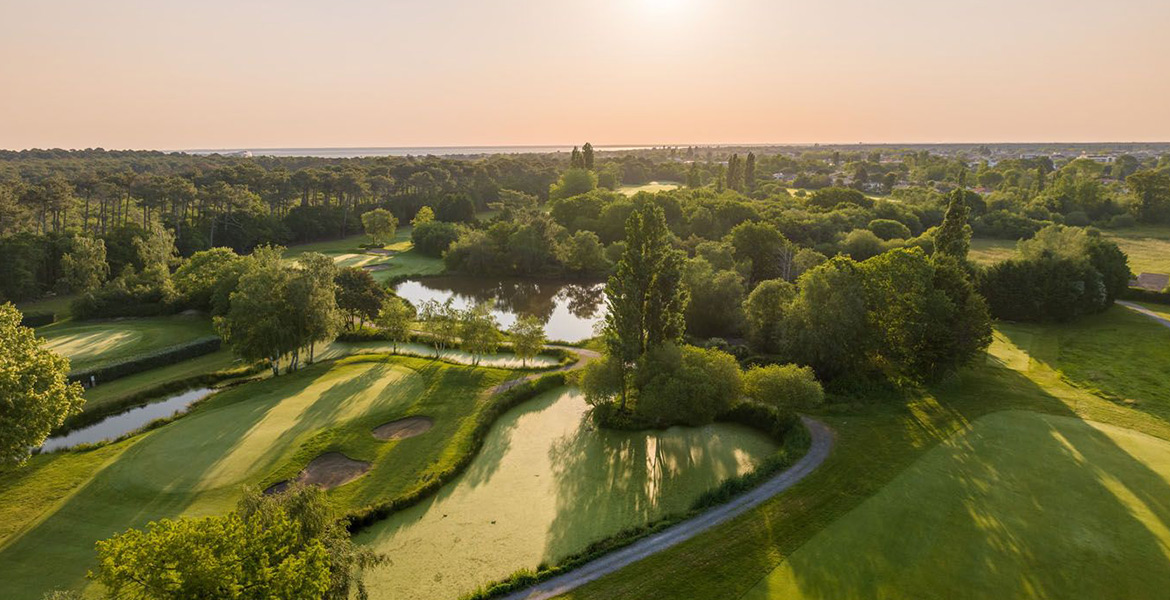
[742,410,1170,600]
[284,222,445,281]
[971,226,1170,275]
[36,315,216,373]
[0,355,510,599]
[617,181,681,196]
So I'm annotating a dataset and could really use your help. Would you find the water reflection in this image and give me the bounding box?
[40,387,214,452]
[394,277,606,342]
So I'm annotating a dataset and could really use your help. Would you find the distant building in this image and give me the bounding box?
[1131,272,1170,292]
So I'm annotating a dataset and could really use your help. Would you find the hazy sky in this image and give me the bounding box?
[2,0,1168,150]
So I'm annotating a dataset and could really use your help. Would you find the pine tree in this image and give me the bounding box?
[582,142,594,170]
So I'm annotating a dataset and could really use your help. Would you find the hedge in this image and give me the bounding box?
[1121,286,1170,305]
[69,336,222,385]
[19,311,55,328]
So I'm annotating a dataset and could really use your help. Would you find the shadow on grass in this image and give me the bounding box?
[752,364,1170,599]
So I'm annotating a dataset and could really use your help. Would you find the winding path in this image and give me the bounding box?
[492,346,600,394]
[498,416,835,600]
[1119,300,1170,331]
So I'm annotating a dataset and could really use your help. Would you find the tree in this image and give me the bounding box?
[460,303,501,365]
[728,221,790,283]
[360,208,398,246]
[419,299,461,357]
[172,247,244,312]
[1126,170,1170,223]
[335,267,386,329]
[290,253,342,367]
[0,304,84,466]
[411,221,460,257]
[411,206,435,227]
[61,236,108,293]
[635,344,741,426]
[375,295,414,352]
[600,204,688,408]
[743,278,796,354]
[935,188,972,260]
[570,147,584,169]
[91,485,384,600]
[582,142,595,171]
[783,257,870,379]
[681,257,746,338]
[549,169,597,200]
[508,315,545,367]
[216,246,297,376]
[726,154,743,192]
[868,218,911,241]
[743,364,823,410]
[557,230,609,274]
[744,152,756,191]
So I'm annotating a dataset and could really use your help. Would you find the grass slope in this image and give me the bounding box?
[285,224,444,282]
[36,314,215,373]
[0,354,510,599]
[971,225,1170,275]
[560,305,1170,600]
[617,182,681,196]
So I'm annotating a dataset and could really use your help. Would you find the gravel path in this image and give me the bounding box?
[491,346,600,394]
[497,416,835,600]
[1118,300,1170,330]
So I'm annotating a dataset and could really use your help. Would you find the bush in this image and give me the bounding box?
[868,219,911,241]
[1108,213,1138,229]
[69,336,222,385]
[635,344,742,426]
[743,364,824,410]
[18,311,54,327]
[411,221,461,257]
[1122,286,1170,305]
[719,400,800,441]
[840,229,889,261]
[980,257,1106,322]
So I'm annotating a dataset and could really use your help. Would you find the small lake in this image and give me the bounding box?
[356,388,777,599]
[40,387,214,452]
[394,277,607,343]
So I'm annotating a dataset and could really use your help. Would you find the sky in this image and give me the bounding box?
[2,0,1169,150]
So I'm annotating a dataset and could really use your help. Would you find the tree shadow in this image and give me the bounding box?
[761,365,1170,600]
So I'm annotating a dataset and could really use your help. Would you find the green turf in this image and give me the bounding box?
[617,181,681,196]
[15,294,76,320]
[1136,302,1170,322]
[355,388,777,600]
[78,348,242,415]
[561,306,1170,600]
[741,410,1170,600]
[36,314,215,373]
[971,226,1170,275]
[0,355,511,599]
[284,225,444,282]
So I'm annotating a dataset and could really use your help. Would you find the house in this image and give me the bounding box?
[1130,272,1170,292]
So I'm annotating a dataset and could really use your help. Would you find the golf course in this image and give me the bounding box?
[36,314,216,373]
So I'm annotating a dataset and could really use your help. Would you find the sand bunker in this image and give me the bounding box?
[265,452,370,495]
[373,416,434,441]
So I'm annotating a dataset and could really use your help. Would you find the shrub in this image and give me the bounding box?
[868,219,911,241]
[635,344,742,426]
[840,229,888,261]
[1108,213,1138,229]
[1122,287,1170,305]
[743,364,824,410]
[411,221,461,257]
[719,400,800,441]
[18,311,54,327]
[69,336,222,385]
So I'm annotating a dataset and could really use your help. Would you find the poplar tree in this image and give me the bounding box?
[582,142,595,170]
[745,152,756,192]
[936,189,972,261]
[570,147,584,169]
[726,154,742,192]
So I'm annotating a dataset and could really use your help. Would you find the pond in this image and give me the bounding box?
[394,277,606,343]
[355,388,777,599]
[39,387,214,452]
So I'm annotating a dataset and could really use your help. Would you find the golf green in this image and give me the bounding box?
[37,315,215,373]
[356,387,778,600]
[741,410,1170,600]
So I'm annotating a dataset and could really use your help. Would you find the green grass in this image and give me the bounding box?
[561,305,1170,600]
[15,294,76,320]
[0,354,513,599]
[78,348,242,415]
[617,181,681,196]
[741,410,1170,600]
[971,226,1170,275]
[36,314,215,373]
[284,225,444,282]
[1136,302,1170,321]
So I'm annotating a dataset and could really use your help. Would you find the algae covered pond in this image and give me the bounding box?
[356,388,778,599]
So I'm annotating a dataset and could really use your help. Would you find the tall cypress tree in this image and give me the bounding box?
[745,152,756,192]
[603,203,688,407]
[936,189,972,260]
[582,142,594,170]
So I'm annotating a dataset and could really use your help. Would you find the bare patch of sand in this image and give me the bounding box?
[372,416,434,441]
[265,452,370,494]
